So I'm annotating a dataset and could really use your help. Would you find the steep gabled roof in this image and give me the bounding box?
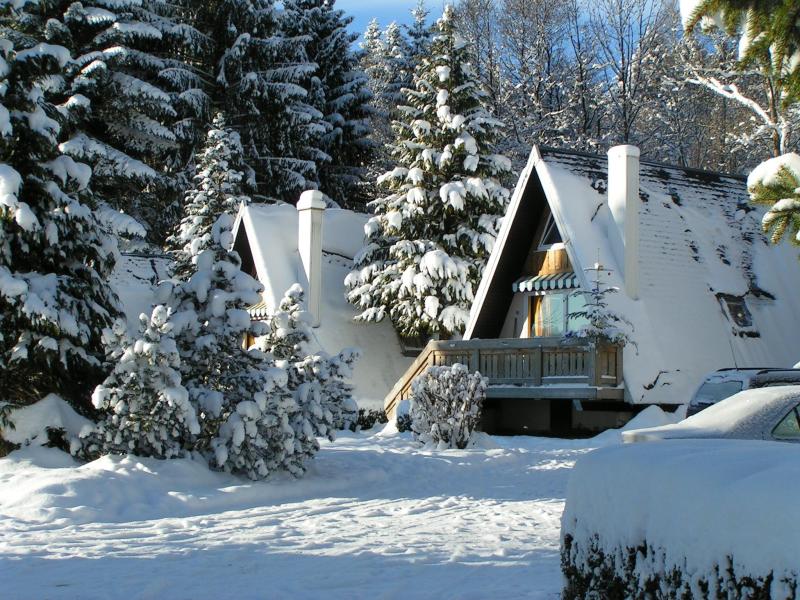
[231,203,413,410]
[467,146,800,405]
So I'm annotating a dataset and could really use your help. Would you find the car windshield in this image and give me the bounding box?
[692,380,744,406]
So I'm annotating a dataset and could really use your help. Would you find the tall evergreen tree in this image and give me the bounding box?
[346,6,512,340]
[194,0,325,204]
[3,0,209,245]
[406,0,433,61]
[0,35,120,418]
[283,0,372,208]
[167,114,253,279]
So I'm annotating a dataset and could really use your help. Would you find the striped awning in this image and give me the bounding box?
[248,300,271,321]
[512,272,579,293]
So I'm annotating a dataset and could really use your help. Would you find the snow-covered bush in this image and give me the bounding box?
[346,5,512,340]
[258,285,360,472]
[355,408,389,431]
[409,363,487,449]
[86,308,199,460]
[562,440,800,599]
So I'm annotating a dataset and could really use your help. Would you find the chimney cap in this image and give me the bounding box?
[607,144,640,158]
[297,190,326,211]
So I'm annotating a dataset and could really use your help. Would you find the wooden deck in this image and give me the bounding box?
[384,337,624,417]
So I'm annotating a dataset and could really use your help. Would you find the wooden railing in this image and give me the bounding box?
[384,337,623,417]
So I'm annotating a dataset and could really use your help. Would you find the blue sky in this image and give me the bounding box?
[337,0,443,41]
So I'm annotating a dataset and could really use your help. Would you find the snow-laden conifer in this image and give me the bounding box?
[197,0,325,203]
[409,363,486,449]
[258,285,359,473]
[167,114,253,280]
[405,0,432,61]
[566,264,633,347]
[346,6,512,340]
[7,0,209,245]
[283,0,373,208]
[0,37,120,420]
[87,307,199,459]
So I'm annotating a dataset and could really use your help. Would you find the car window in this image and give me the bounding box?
[692,381,744,406]
[772,405,800,440]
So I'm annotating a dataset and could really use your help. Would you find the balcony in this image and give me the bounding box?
[384,337,624,418]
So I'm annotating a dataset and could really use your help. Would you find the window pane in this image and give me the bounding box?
[539,294,565,336]
[692,381,743,406]
[773,407,800,440]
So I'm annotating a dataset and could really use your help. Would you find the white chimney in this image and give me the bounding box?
[606,145,640,300]
[297,190,326,327]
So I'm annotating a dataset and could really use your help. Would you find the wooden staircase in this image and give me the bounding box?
[384,337,624,418]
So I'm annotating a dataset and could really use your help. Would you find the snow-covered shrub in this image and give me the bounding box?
[355,408,389,431]
[258,285,360,473]
[86,308,200,460]
[409,363,487,449]
[562,440,800,600]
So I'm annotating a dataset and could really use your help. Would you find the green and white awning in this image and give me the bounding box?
[513,272,579,293]
[248,299,271,320]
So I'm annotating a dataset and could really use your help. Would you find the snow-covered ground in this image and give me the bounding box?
[0,410,672,600]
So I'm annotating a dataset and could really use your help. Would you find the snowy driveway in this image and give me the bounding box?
[0,431,600,599]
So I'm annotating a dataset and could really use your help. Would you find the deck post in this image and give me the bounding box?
[587,344,598,387]
[531,347,542,385]
[469,349,480,372]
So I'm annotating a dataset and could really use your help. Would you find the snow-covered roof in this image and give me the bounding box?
[467,146,800,406]
[232,203,413,411]
[110,253,172,331]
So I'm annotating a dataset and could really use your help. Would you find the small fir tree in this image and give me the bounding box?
[0,37,120,419]
[87,307,200,459]
[566,263,633,347]
[346,5,512,340]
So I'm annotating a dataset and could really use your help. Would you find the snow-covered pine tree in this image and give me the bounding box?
[345,5,512,340]
[405,0,433,61]
[87,307,200,459]
[283,0,373,208]
[7,0,209,245]
[361,21,413,181]
[258,285,359,473]
[0,36,120,420]
[167,114,253,280]
[165,120,275,457]
[196,0,325,203]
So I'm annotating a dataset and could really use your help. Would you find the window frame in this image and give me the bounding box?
[537,214,564,251]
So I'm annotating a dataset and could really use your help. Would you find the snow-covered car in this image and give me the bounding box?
[622,386,800,443]
[686,368,800,416]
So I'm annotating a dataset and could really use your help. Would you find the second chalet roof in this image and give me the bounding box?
[466,146,800,406]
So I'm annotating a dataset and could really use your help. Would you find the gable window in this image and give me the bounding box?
[530,292,588,337]
[538,214,563,250]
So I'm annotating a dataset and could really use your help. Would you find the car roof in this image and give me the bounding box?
[628,385,800,440]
